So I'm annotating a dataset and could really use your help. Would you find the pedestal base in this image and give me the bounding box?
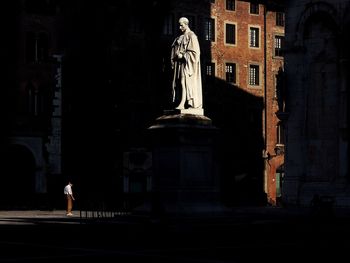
[142,112,229,217]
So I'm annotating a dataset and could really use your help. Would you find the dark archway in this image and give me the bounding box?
[1,144,36,209]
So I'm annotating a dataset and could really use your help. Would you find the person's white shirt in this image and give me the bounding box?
[64,184,73,195]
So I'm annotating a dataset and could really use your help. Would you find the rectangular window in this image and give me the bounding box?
[226,0,235,11]
[225,23,236,45]
[206,62,216,84]
[162,14,174,36]
[225,63,236,84]
[249,64,259,86]
[204,18,215,41]
[250,3,259,14]
[274,35,284,57]
[276,12,285,27]
[206,63,215,77]
[276,123,285,145]
[249,27,259,48]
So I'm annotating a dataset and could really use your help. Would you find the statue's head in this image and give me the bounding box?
[179,17,189,25]
[179,17,189,32]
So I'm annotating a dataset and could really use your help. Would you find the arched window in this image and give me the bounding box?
[26,81,43,116]
[26,32,49,63]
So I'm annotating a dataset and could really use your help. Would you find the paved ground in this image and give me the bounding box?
[0,207,349,262]
[0,210,81,225]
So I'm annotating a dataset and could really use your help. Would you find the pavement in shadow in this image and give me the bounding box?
[0,207,349,262]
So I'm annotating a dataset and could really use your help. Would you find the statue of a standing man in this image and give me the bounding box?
[171,17,202,110]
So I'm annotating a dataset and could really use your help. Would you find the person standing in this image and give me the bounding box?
[64,181,75,216]
[171,17,202,110]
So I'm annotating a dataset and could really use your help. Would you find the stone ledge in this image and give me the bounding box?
[149,111,214,130]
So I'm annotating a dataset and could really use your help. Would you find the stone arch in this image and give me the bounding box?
[297,3,340,181]
[9,139,45,170]
[294,2,339,47]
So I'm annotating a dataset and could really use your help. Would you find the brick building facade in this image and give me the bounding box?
[184,0,285,205]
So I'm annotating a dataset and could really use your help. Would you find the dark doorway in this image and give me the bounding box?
[1,144,36,209]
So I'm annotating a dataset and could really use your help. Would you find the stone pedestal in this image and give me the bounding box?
[147,110,227,217]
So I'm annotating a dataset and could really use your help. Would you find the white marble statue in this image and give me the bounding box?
[171,17,203,111]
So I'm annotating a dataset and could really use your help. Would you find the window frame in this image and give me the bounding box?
[225,62,237,85]
[274,35,284,57]
[248,64,260,86]
[204,17,216,42]
[225,22,237,46]
[226,0,236,11]
[276,12,285,27]
[276,122,285,145]
[205,62,216,78]
[249,26,260,48]
[250,2,259,15]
